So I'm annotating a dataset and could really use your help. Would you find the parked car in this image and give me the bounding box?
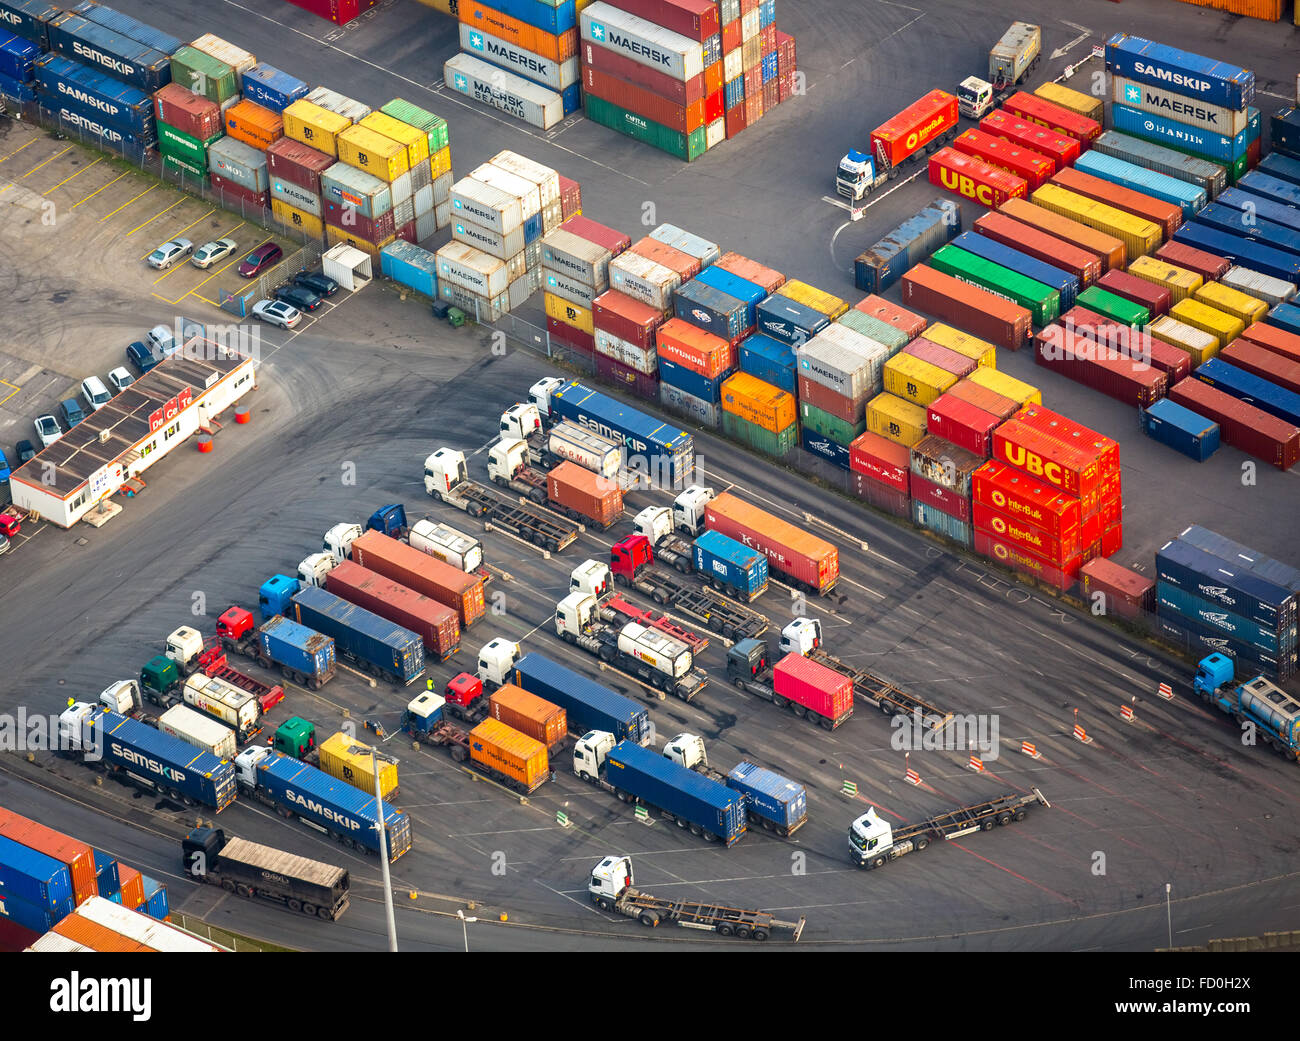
[60,398,86,428]
[273,283,322,312]
[251,298,302,329]
[16,440,35,464]
[192,238,238,269]
[107,367,136,393]
[238,242,283,278]
[81,375,112,411]
[293,269,339,297]
[146,318,205,357]
[126,340,159,375]
[0,513,19,537]
[34,415,61,448]
[147,238,193,270]
[0,532,9,556]
[0,448,10,482]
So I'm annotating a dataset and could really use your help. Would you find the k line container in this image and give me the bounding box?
[900,263,1033,351]
[999,197,1125,272]
[1168,377,1300,468]
[704,491,838,594]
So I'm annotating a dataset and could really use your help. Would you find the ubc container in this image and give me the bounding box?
[605,740,746,845]
[950,230,1077,311]
[693,528,769,600]
[929,146,1029,208]
[727,762,807,835]
[291,584,426,685]
[952,127,1056,189]
[1140,398,1221,460]
[513,652,652,744]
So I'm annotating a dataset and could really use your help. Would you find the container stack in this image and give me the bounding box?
[542,214,631,357]
[1155,526,1298,681]
[0,30,39,103]
[286,0,381,25]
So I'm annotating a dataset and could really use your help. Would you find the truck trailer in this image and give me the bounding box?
[512,652,653,746]
[291,584,425,686]
[662,733,808,836]
[182,673,262,745]
[837,90,960,202]
[350,528,486,629]
[500,405,624,481]
[704,491,839,596]
[725,641,855,729]
[253,612,337,689]
[325,559,460,662]
[1193,653,1300,762]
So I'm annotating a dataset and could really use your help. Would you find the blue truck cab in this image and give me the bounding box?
[259,573,302,620]
[367,503,408,538]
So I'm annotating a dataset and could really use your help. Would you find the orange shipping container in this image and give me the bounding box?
[716,251,785,293]
[489,684,567,753]
[468,718,550,792]
[720,371,797,432]
[704,491,839,595]
[224,99,283,150]
[548,460,623,528]
[52,913,153,952]
[1050,166,1181,240]
[630,236,701,282]
[999,197,1126,272]
[855,294,928,338]
[460,0,578,63]
[0,808,97,906]
[1240,322,1300,366]
[350,529,486,627]
[115,865,145,909]
[656,318,734,379]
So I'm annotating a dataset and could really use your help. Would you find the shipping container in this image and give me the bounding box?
[1093,270,1170,319]
[1168,377,1300,469]
[1035,325,1168,406]
[772,652,854,725]
[674,279,748,341]
[1111,103,1250,168]
[929,146,1028,208]
[542,227,611,287]
[489,684,567,754]
[609,251,680,311]
[800,400,865,445]
[1194,357,1300,427]
[224,99,282,151]
[974,528,1080,591]
[1032,183,1161,261]
[605,739,746,843]
[1269,303,1300,337]
[756,293,830,347]
[168,44,240,103]
[1105,33,1254,110]
[351,530,485,628]
[0,834,74,922]
[158,704,237,760]
[1002,91,1101,144]
[948,378,1019,421]
[717,251,785,293]
[241,62,308,113]
[1111,73,1249,138]
[593,290,664,349]
[661,380,721,428]
[1156,240,1231,282]
[153,82,222,144]
[721,370,797,431]
[468,718,550,792]
[993,419,1102,496]
[584,34,706,105]
[319,730,398,799]
[1150,315,1220,366]
[47,12,171,92]
[738,333,796,394]
[950,231,1078,311]
[704,490,838,594]
[883,352,958,408]
[0,811,92,908]
[381,241,439,298]
[1158,583,1291,656]
[292,583,426,684]
[1241,322,1300,365]
[912,498,973,546]
[1171,297,1245,349]
[446,52,563,129]
[900,264,1033,351]
[726,761,806,835]
[972,459,1083,545]
[926,393,1001,457]
[722,410,798,458]
[1173,222,1300,283]
[1194,201,1300,258]
[980,109,1080,167]
[999,197,1125,272]
[0,0,61,51]
[910,433,984,499]
[1074,285,1152,327]
[1157,538,1294,631]
[854,199,961,294]
[513,652,652,744]
[1195,283,1269,328]
[953,127,1056,189]
[871,89,959,170]
[779,280,848,322]
[1127,255,1203,306]
[584,92,708,161]
[1034,80,1103,124]
[1092,129,1226,199]
[1074,149,1206,221]
[266,136,334,197]
[656,318,733,379]
[1221,266,1296,309]
[866,392,928,447]
[694,265,767,329]
[849,429,911,490]
[547,460,624,527]
[838,309,910,355]
[1258,152,1300,188]
[797,323,888,400]
[33,54,155,139]
[1051,165,1181,242]
[693,528,769,600]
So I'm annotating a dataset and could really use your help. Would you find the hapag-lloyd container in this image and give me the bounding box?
[720,371,796,432]
[1105,32,1255,111]
[224,98,282,151]
[980,110,1080,167]
[929,146,1028,208]
[445,53,564,131]
[849,430,911,490]
[952,127,1055,188]
[927,393,1001,456]
[436,240,510,297]
[900,264,1032,351]
[580,3,704,81]
[871,89,958,170]
[1168,377,1300,469]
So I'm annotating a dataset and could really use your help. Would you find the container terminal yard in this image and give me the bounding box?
[0,0,1299,976]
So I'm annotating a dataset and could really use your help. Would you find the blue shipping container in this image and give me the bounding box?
[674,279,747,342]
[549,379,695,488]
[291,585,424,686]
[91,848,120,892]
[1154,611,1292,681]
[703,33,719,67]
[87,708,237,810]
[381,240,439,298]
[0,0,62,50]
[1158,538,1295,632]
[1258,152,1300,189]
[1112,103,1248,165]
[46,14,172,92]
[255,752,413,861]
[140,875,168,921]
[42,100,156,154]
[761,51,777,83]
[259,614,336,680]
[912,500,973,548]
[760,0,775,28]
[724,74,744,112]
[756,293,829,346]
[1139,398,1220,462]
[1234,170,1300,212]
[693,528,769,600]
[259,573,302,620]
[693,265,765,328]
[606,740,747,846]
[658,358,725,403]
[739,333,797,395]
[241,62,309,113]
[1193,203,1300,259]
[855,200,960,293]
[513,652,652,745]
[1074,149,1206,221]
[0,33,37,82]
[1157,582,1293,656]
[1214,188,1300,237]
[0,67,34,101]
[1105,33,1254,111]
[800,424,852,470]
[1173,223,1300,284]
[950,231,1078,311]
[34,54,156,138]
[1266,302,1300,337]
[1177,524,1300,595]
[1272,108,1300,159]
[0,835,74,912]
[1193,357,1300,428]
[71,1,181,56]
[0,891,65,933]
[476,0,575,35]
[727,761,807,834]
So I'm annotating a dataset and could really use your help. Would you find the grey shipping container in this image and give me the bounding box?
[207,136,269,194]
[855,199,960,293]
[1090,130,1226,199]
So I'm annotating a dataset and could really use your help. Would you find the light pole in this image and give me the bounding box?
[1165,882,1172,948]
[372,747,398,952]
[457,908,478,952]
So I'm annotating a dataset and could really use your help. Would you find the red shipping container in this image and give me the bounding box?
[1240,322,1300,366]
[1220,339,1300,397]
[718,251,785,293]
[772,653,853,727]
[952,127,1055,189]
[948,379,1020,420]
[548,460,623,528]
[705,490,839,594]
[1052,166,1181,240]
[1046,313,1189,385]
[582,39,707,106]
[909,470,971,522]
[849,430,911,491]
[592,290,664,348]
[656,318,734,379]
[872,90,959,169]
[722,19,742,53]
[1080,557,1154,619]
[1002,91,1101,144]
[154,82,222,143]
[927,393,1001,457]
[393,220,417,244]
[777,72,792,103]
[115,865,145,909]
[760,25,775,51]
[980,110,1080,167]
[561,215,631,258]
[930,146,1028,208]
[547,315,595,357]
[583,66,705,134]
[744,91,763,126]
[0,810,98,906]
[704,60,723,97]
[763,79,779,112]
[799,376,866,424]
[974,210,1101,287]
[851,296,924,338]
[776,30,795,65]
[352,529,487,628]
[974,527,1081,591]
[1102,521,1123,557]
[1033,328,1168,406]
[596,352,660,400]
[851,470,912,518]
[558,174,581,220]
[266,137,334,195]
[901,265,1033,352]
[971,459,1081,541]
[326,560,459,660]
[1154,240,1229,282]
[1169,377,1300,468]
[1097,269,1173,317]
[284,0,376,24]
[904,337,978,378]
[613,0,719,41]
[1013,403,1118,477]
[993,419,1102,496]
[725,102,747,138]
[972,500,1082,561]
[0,917,40,953]
[323,200,396,243]
[1000,197,1125,271]
[209,174,269,213]
[740,0,757,13]
[705,88,724,124]
[630,236,701,281]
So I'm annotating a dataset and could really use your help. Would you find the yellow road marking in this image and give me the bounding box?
[0,378,19,408]
[185,224,247,295]
[129,198,185,239]
[0,138,37,164]
[43,156,102,194]
[191,293,219,306]
[100,183,156,220]
[72,171,129,209]
[20,146,72,178]
[151,291,189,306]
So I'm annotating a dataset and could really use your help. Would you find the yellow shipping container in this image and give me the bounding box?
[923,323,997,368]
[866,392,928,447]
[1031,183,1162,262]
[337,125,410,182]
[1169,298,1244,348]
[271,198,324,241]
[319,731,399,799]
[1149,315,1220,366]
[1127,255,1202,305]
[360,111,431,168]
[780,280,849,320]
[966,367,1041,407]
[430,145,453,180]
[1034,81,1104,124]
[326,224,394,260]
[1194,282,1269,326]
[883,353,958,407]
[720,371,797,433]
[544,292,594,334]
[282,99,351,158]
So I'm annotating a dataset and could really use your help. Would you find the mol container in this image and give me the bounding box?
[773,653,854,727]
[158,704,237,760]
[871,89,958,171]
[350,530,485,628]
[291,584,425,684]
[693,528,769,601]
[513,652,652,745]
[727,762,807,836]
[900,264,1032,351]
[1000,197,1125,272]
[929,146,1027,208]
[854,199,960,294]
[605,740,746,845]
[705,491,838,595]
[319,731,399,799]
[489,684,567,755]
[325,560,459,662]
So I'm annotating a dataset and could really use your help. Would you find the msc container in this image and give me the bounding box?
[900,264,1032,351]
[693,528,769,600]
[0,810,94,907]
[952,127,1055,189]
[291,584,426,684]
[1168,377,1300,469]
[47,12,171,92]
[1074,149,1206,221]
[999,197,1125,272]
[1157,539,1294,630]
[1002,91,1101,144]
[884,353,958,408]
[1221,267,1296,309]
[326,559,459,661]
[929,146,1028,209]
[489,684,567,754]
[738,333,797,395]
[1032,183,1161,261]
[224,98,282,151]
[319,731,398,799]
[241,62,308,112]
[870,89,958,170]
[1034,80,1103,124]
[727,762,807,835]
[33,54,155,139]
[980,109,1080,167]
[772,652,854,726]
[513,652,652,744]
[351,530,485,628]
[1092,130,1226,199]
[547,460,623,527]
[854,199,961,294]
[158,704,237,760]
[704,490,838,595]
[1193,357,1300,427]
[867,392,929,447]
[1105,33,1254,111]
[605,739,745,844]
[939,236,1069,318]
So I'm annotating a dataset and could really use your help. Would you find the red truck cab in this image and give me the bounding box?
[442,672,488,722]
[610,534,655,584]
[217,606,256,644]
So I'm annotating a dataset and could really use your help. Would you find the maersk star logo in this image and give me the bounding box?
[590,20,605,41]
[454,73,468,93]
[469,32,483,51]
[548,275,557,287]
[1124,84,1140,104]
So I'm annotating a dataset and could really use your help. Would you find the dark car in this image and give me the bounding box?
[273,283,323,312]
[237,242,283,278]
[126,340,160,375]
[16,440,35,464]
[293,269,339,297]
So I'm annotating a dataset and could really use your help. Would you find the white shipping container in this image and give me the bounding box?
[158,703,238,760]
[595,328,658,374]
[445,54,564,131]
[394,196,416,228]
[73,897,221,952]
[610,251,680,311]
[544,266,597,308]
[26,933,93,952]
[796,326,888,400]
[1221,266,1297,309]
[469,162,541,217]
[389,168,413,208]
[450,176,524,235]
[458,23,580,93]
[437,240,511,297]
[526,262,545,293]
[542,228,611,287]
[207,136,269,193]
[306,85,371,123]
[271,178,321,217]
[182,673,258,735]
[432,171,454,206]
[417,208,438,243]
[409,519,483,572]
[661,380,721,428]
[409,157,433,192]
[414,184,434,217]
[435,199,452,229]
[505,249,528,284]
[649,223,720,265]
[542,198,563,235]
[706,118,725,149]
[723,48,742,83]
[453,214,527,260]
[741,9,760,41]
[321,162,394,219]
[509,272,533,310]
[580,2,704,81]
[525,238,543,269]
[489,149,561,208]
[191,33,256,76]
[549,421,623,478]
[439,278,509,320]
[1111,75,1249,138]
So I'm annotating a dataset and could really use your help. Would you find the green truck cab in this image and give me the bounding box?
[274,717,317,759]
[139,654,182,706]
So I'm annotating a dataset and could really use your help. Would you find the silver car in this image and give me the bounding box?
[147,238,194,270]
[34,414,61,448]
[192,237,238,269]
[251,298,302,329]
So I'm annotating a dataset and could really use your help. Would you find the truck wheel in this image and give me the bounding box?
[546,539,559,552]
[578,770,592,782]
[689,824,703,837]
[704,832,719,843]
[996,812,1013,826]
[721,624,736,641]
[871,855,887,870]
[676,818,688,829]
[773,694,787,708]
[1013,808,1027,821]
[791,704,806,718]
[914,836,930,852]
[639,912,659,928]
[288,899,303,912]
[317,906,333,920]
[237,884,252,898]
[469,502,483,518]
[980,818,995,831]
[735,924,752,938]
[221,879,236,892]
[653,591,666,605]
[614,573,628,587]
[561,630,575,644]
[806,711,821,727]
[752,928,769,941]
[674,561,687,574]
[302,903,317,917]
[820,716,834,730]
[718,923,733,936]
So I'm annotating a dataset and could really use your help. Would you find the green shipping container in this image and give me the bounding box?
[162,153,208,182]
[170,46,239,105]
[799,403,866,444]
[836,310,909,355]
[584,94,708,162]
[930,244,1060,326]
[722,411,798,457]
[380,99,449,155]
[157,121,222,167]
[1076,285,1151,327]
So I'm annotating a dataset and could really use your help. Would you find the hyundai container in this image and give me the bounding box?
[853,200,960,294]
[1168,377,1300,468]
[512,652,652,744]
[727,762,807,835]
[999,197,1125,271]
[351,530,485,628]
[900,264,1032,351]
[291,584,425,684]
[705,491,838,595]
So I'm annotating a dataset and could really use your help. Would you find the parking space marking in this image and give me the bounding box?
[151,210,219,284]
[100,183,157,220]
[0,379,19,409]
[43,156,102,194]
[130,198,186,240]
[20,146,72,179]
[0,137,37,163]
[71,170,128,209]
[183,225,247,297]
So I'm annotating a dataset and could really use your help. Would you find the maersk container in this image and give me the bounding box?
[692,266,765,329]
[1105,33,1254,111]
[0,834,74,916]
[258,614,336,684]
[580,3,703,81]
[46,13,171,92]
[739,333,797,395]
[254,752,412,862]
[1140,398,1220,461]
[854,200,960,293]
[1091,130,1226,199]
[70,2,181,56]
[756,293,829,347]
[726,762,807,835]
[1157,582,1292,656]
[949,231,1077,312]
[693,528,769,601]
[1158,538,1295,631]
[513,652,652,745]
[0,1,62,50]
[1073,149,1206,221]
[1193,357,1300,428]
[33,54,155,139]
[291,585,425,686]
[380,241,438,298]
[445,53,564,130]
[460,23,580,94]
[241,62,308,112]
[1178,524,1300,595]
[1111,103,1249,166]
[605,740,746,846]
[674,279,747,342]
[1174,223,1300,285]
[1268,303,1300,338]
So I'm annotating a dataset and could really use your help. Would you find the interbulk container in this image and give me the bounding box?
[950,231,1078,312]
[1034,80,1104,124]
[900,264,1032,351]
[871,89,959,169]
[972,459,1082,542]
[929,146,1028,208]
[1221,267,1296,309]
[980,109,1080,167]
[952,127,1055,189]
[974,499,1085,572]
[974,528,1080,591]
[1105,33,1254,111]
[1195,283,1268,327]
[717,251,785,294]
[1074,149,1206,221]
[656,318,733,379]
[913,499,973,547]
[1032,183,1161,262]
[1000,197,1125,272]
[1127,255,1202,305]
[1194,357,1300,427]
[1167,377,1300,469]
[1092,130,1226,199]
[33,54,155,139]
[927,394,1001,457]
[1241,322,1300,365]
[867,392,928,447]
[446,53,563,130]
[705,491,838,594]
[319,731,398,799]
[1002,90,1101,144]
[853,199,960,294]
[436,240,510,298]
[1141,397,1221,461]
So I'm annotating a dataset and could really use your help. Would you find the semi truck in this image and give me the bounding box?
[182,672,262,745]
[849,789,1050,869]
[59,703,237,811]
[555,591,709,702]
[487,440,624,528]
[513,652,653,746]
[569,561,711,655]
[837,90,960,202]
[291,584,426,686]
[661,734,809,837]
[408,519,490,586]
[725,641,855,729]
[258,574,302,621]
[322,522,364,563]
[630,500,769,601]
[424,447,580,553]
[255,613,337,689]
[500,405,624,481]
[589,855,805,940]
[705,491,840,597]
[960,20,1042,117]
[477,636,522,692]
[574,732,748,845]
[351,529,486,629]
[183,827,350,921]
[233,746,413,861]
[1193,653,1300,762]
[325,559,460,662]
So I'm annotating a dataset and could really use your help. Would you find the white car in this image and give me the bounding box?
[252,298,302,329]
[34,414,62,448]
[147,238,193,270]
[81,375,112,410]
[191,237,238,269]
[107,367,136,393]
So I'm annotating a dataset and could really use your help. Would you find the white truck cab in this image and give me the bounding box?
[849,807,895,858]
[528,377,566,418]
[673,485,715,537]
[957,76,994,119]
[634,505,674,546]
[487,438,530,483]
[323,522,364,564]
[477,637,521,690]
[501,402,543,440]
[166,626,206,670]
[59,702,96,751]
[233,745,270,792]
[588,854,633,902]
[662,732,709,771]
[555,591,596,639]
[424,447,468,497]
[570,559,612,599]
[573,729,617,782]
[298,552,337,588]
[779,618,823,656]
[98,680,142,715]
